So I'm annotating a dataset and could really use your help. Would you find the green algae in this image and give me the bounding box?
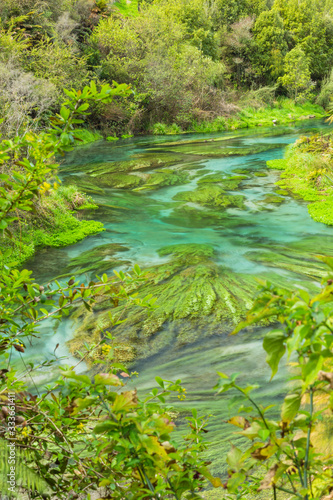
[197,174,247,190]
[261,194,285,204]
[245,249,326,280]
[63,152,185,177]
[134,169,190,191]
[69,239,322,366]
[173,185,245,209]
[233,168,249,174]
[254,172,268,177]
[97,172,143,189]
[197,174,228,184]
[65,179,106,195]
[158,243,215,261]
[275,189,289,195]
[69,243,260,363]
[63,243,130,276]
[160,204,250,229]
[165,141,285,158]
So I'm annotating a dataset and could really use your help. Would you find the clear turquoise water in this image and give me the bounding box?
[24,120,333,475]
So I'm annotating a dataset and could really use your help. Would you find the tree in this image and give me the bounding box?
[252,10,288,83]
[273,0,333,80]
[279,45,314,102]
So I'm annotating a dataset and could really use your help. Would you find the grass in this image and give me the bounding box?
[1,185,104,266]
[113,0,139,17]
[229,98,324,129]
[73,128,103,144]
[266,138,333,225]
[151,99,326,135]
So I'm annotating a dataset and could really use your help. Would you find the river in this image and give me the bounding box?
[24,119,333,476]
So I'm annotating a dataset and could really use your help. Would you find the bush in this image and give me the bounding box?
[317,68,333,108]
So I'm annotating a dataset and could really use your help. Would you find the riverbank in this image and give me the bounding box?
[3,185,104,267]
[150,100,325,135]
[267,132,333,225]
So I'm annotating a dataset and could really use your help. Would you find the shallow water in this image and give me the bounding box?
[25,119,333,474]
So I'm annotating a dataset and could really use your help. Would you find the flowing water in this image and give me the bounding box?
[25,119,333,475]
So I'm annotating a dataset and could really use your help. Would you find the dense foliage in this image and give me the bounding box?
[1,0,333,136]
[2,0,333,498]
[0,83,221,498]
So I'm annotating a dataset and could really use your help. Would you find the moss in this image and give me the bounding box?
[266,140,333,225]
[1,187,104,266]
[254,172,268,177]
[275,189,289,195]
[173,185,245,209]
[97,172,143,189]
[266,159,288,170]
[34,220,104,248]
[308,198,333,225]
[135,169,190,191]
[261,194,285,204]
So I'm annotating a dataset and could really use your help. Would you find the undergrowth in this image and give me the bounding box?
[151,99,325,135]
[266,133,333,225]
[3,185,103,266]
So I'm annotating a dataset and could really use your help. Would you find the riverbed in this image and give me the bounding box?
[25,119,333,475]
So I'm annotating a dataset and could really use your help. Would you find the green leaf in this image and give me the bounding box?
[59,106,70,120]
[281,393,301,423]
[155,376,165,388]
[94,373,122,386]
[227,472,246,493]
[302,354,324,388]
[263,329,286,378]
[94,421,117,434]
[227,445,243,471]
[62,370,91,385]
[198,466,223,487]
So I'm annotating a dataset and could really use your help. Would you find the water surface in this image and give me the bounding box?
[25,119,333,474]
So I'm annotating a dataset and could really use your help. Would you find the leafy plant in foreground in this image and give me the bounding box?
[0,82,217,499]
[217,257,333,499]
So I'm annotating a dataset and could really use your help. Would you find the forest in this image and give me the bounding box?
[2,0,333,499]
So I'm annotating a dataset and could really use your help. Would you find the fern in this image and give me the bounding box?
[0,438,50,498]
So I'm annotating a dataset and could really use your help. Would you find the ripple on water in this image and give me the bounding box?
[24,119,333,475]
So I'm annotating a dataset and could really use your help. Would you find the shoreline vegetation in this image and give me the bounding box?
[5,185,103,267]
[3,0,333,495]
[11,101,325,267]
[267,131,333,225]
[151,99,326,135]
[81,100,326,140]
